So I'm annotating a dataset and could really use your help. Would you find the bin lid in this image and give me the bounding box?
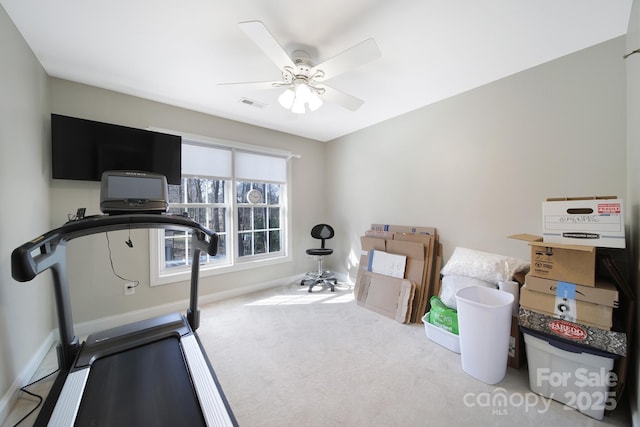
[521,326,620,360]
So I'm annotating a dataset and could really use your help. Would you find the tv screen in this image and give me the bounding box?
[51,114,182,185]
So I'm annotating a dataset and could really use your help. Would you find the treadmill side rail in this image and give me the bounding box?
[47,368,89,427]
[182,335,236,427]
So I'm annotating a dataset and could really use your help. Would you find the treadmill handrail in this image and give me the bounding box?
[10,213,218,371]
[12,213,217,282]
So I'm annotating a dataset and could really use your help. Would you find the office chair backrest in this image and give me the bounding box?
[311,224,334,249]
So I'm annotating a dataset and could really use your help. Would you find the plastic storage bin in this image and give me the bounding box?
[523,329,617,420]
[455,286,514,384]
[423,312,460,353]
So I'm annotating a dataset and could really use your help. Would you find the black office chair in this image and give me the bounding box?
[301,224,338,292]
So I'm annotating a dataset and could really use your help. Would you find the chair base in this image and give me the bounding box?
[300,271,337,293]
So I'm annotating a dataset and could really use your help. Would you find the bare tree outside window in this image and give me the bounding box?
[154,141,287,283]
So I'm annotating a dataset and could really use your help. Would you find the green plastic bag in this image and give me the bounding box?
[429,296,459,335]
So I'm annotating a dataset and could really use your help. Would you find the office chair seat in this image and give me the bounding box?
[301,224,337,292]
[306,248,333,257]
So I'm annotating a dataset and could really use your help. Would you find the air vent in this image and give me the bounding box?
[239,97,266,109]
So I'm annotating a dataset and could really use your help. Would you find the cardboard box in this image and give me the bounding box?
[521,250,634,413]
[525,273,618,308]
[508,315,525,369]
[354,271,415,323]
[531,242,597,287]
[542,197,625,249]
[510,234,597,287]
[518,308,626,357]
[520,285,613,330]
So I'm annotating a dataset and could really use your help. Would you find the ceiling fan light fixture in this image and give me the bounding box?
[294,81,311,103]
[291,97,306,114]
[279,80,323,114]
[308,91,323,111]
[278,88,295,109]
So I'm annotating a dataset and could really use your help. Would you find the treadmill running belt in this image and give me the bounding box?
[75,336,206,427]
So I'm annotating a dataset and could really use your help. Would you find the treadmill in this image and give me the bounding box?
[11,176,238,426]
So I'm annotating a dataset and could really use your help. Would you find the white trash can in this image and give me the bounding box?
[456,286,514,384]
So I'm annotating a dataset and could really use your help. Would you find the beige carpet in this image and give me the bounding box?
[2,279,632,426]
[197,279,631,427]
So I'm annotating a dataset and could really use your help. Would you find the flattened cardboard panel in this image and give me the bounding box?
[354,267,369,305]
[359,273,415,324]
[404,258,426,288]
[371,224,437,236]
[399,281,416,323]
[365,274,401,318]
[508,315,525,369]
[359,226,440,324]
[364,230,395,238]
[386,239,425,260]
[386,239,428,322]
[360,236,386,252]
[394,234,437,322]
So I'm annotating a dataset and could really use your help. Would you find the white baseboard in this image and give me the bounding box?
[0,273,348,425]
[74,274,302,337]
[0,331,55,425]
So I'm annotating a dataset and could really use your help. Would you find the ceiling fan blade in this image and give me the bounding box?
[320,85,365,111]
[311,38,381,81]
[238,20,296,70]
[218,80,284,90]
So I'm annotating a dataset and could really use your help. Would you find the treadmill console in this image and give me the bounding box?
[100,170,169,214]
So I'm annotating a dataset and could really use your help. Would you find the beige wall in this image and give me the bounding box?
[0,4,53,417]
[626,0,640,424]
[2,1,638,422]
[326,36,627,281]
[48,78,326,324]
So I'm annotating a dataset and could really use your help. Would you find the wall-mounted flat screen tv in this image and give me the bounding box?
[51,114,182,185]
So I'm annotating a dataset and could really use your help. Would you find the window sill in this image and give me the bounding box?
[151,254,292,287]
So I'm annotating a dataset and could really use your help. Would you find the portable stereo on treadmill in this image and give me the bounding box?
[100,170,169,214]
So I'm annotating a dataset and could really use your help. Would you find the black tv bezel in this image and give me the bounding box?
[51,114,182,185]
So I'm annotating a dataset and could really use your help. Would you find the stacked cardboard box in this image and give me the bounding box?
[520,274,618,329]
[542,196,625,249]
[354,224,441,323]
[511,197,633,419]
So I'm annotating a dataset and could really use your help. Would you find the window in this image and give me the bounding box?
[236,181,282,257]
[150,137,290,286]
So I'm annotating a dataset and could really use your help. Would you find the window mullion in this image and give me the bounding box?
[156,139,288,282]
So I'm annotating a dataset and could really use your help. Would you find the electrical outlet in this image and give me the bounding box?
[124,282,135,296]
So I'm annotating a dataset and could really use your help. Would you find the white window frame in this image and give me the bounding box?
[150,131,292,287]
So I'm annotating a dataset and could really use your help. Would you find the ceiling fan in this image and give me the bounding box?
[220,20,381,114]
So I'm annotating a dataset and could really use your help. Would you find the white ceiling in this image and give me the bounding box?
[1,0,633,142]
